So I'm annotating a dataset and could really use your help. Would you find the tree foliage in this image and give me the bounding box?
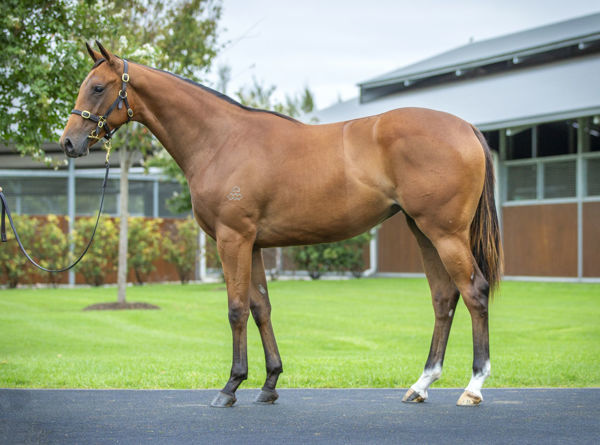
[164,217,199,284]
[0,0,105,163]
[35,215,70,286]
[73,217,119,286]
[0,215,40,288]
[0,0,222,162]
[290,232,373,279]
[128,217,163,285]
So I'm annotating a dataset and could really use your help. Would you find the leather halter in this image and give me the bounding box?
[71,58,134,142]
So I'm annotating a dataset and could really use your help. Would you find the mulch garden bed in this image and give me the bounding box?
[83,302,160,311]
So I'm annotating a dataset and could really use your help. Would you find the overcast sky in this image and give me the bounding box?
[207,0,600,110]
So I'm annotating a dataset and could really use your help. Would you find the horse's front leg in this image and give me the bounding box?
[211,225,255,408]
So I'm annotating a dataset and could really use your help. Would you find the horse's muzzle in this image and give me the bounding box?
[61,135,89,158]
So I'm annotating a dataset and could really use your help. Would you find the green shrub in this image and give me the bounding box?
[73,217,118,286]
[128,217,163,285]
[164,217,198,284]
[35,215,70,286]
[290,231,372,279]
[0,215,40,288]
[204,236,222,279]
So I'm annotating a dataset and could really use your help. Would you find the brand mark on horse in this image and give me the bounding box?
[227,186,242,201]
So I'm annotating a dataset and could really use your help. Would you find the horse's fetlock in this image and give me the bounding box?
[269,363,283,376]
[231,365,248,382]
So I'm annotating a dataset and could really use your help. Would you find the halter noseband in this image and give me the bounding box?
[71,59,134,142]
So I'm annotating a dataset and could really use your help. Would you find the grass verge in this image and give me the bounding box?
[0,278,598,388]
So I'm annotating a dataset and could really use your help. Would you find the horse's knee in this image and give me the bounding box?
[228,301,249,326]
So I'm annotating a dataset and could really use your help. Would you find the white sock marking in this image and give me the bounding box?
[465,360,491,399]
[410,363,442,399]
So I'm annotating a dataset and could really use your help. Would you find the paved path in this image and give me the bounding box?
[1,388,598,444]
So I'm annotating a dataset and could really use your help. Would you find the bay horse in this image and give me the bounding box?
[60,42,502,407]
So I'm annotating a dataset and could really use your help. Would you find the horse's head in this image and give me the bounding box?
[60,41,134,158]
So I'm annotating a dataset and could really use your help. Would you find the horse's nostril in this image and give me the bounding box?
[64,137,73,152]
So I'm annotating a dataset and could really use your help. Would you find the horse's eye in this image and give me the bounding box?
[93,85,105,94]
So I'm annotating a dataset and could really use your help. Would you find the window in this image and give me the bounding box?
[504,119,591,202]
[3,177,68,215]
[483,130,499,152]
[1,178,20,213]
[506,164,536,200]
[129,180,154,217]
[587,158,600,196]
[586,119,600,152]
[537,121,577,157]
[76,177,119,216]
[543,160,576,198]
[506,128,532,160]
[158,181,188,218]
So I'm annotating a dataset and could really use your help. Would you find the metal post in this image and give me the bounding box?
[197,230,207,281]
[576,118,585,280]
[533,126,544,200]
[15,181,22,214]
[363,227,378,276]
[68,159,76,286]
[275,247,283,275]
[152,180,159,218]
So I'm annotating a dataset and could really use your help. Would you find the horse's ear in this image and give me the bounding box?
[85,41,102,63]
[95,40,115,65]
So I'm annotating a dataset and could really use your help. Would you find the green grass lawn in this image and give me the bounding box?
[0,279,598,389]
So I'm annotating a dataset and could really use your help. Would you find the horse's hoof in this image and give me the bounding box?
[211,391,237,408]
[456,390,482,406]
[254,389,279,404]
[402,388,426,403]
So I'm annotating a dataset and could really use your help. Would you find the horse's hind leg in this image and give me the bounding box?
[249,248,283,404]
[429,232,491,406]
[402,216,460,403]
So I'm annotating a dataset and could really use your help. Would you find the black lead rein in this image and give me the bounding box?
[0,58,133,273]
[0,162,110,273]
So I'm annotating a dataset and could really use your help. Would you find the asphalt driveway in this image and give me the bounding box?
[1,388,598,444]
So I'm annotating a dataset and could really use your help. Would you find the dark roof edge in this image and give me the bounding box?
[359,32,600,89]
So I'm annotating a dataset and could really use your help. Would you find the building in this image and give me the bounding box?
[313,13,600,281]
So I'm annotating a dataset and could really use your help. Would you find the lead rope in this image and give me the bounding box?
[0,143,112,273]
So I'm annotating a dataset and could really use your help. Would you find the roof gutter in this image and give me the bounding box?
[358,33,600,90]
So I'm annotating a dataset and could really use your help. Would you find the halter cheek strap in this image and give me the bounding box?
[71,59,134,142]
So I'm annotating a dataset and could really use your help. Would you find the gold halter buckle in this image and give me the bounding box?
[88,129,103,141]
[103,139,112,163]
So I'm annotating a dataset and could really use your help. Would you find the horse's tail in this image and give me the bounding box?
[470,126,503,296]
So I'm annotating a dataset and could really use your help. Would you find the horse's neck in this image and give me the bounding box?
[131,63,238,176]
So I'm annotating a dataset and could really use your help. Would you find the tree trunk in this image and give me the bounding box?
[117,148,131,304]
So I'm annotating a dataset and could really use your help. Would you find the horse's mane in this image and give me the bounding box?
[133,61,299,123]
[166,70,299,123]
[89,57,299,123]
